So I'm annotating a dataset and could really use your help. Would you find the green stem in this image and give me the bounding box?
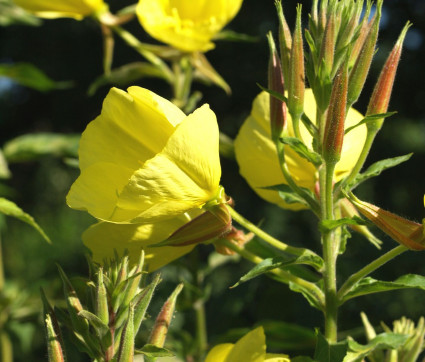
[227,205,320,259]
[320,161,339,343]
[337,245,408,302]
[111,25,174,83]
[194,299,207,360]
[220,239,325,308]
[172,56,193,110]
[101,24,114,76]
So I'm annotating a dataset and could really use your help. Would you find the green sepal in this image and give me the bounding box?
[280,136,323,166]
[344,112,397,135]
[319,217,367,232]
[0,63,72,91]
[348,153,413,189]
[343,333,409,362]
[314,332,348,362]
[0,197,50,243]
[232,254,324,288]
[88,62,167,96]
[3,133,80,163]
[133,274,161,335]
[78,310,113,350]
[135,344,175,358]
[341,274,425,303]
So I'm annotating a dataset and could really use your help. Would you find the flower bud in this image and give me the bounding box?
[117,304,134,362]
[214,227,254,256]
[349,193,425,251]
[267,32,286,144]
[322,62,348,164]
[319,10,336,77]
[149,283,183,348]
[288,4,305,128]
[366,22,410,132]
[275,0,292,84]
[347,0,382,107]
[45,314,65,362]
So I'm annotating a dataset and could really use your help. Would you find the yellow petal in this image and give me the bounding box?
[234,90,366,210]
[265,354,290,362]
[82,217,196,272]
[14,0,107,19]
[114,104,221,223]
[205,344,234,362]
[136,0,243,52]
[226,326,266,362]
[67,87,187,221]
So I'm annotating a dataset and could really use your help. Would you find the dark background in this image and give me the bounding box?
[1,0,425,359]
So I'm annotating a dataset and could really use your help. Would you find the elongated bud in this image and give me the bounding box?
[153,203,232,247]
[275,0,292,84]
[347,1,382,107]
[267,32,286,144]
[117,304,134,362]
[320,10,336,77]
[366,22,411,132]
[96,269,109,326]
[322,62,348,164]
[288,4,305,130]
[348,193,425,251]
[46,314,65,362]
[149,283,183,348]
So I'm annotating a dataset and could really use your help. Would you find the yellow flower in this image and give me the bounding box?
[136,0,244,52]
[13,0,108,19]
[67,86,222,224]
[205,326,290,362]
[82,216,199,272]
[234,90,366,210]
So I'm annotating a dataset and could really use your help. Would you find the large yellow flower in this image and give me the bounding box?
[67,86,222,224]
[234,90,366,210]
[13,0,107,19]
[205,326,290,362]
[136,0,244,52]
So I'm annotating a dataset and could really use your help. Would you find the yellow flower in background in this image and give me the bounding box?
[13,0,107,19]
[205,326,290,362]
[234,90,366,210]
[67,86,222,224]
[136,0,244,52]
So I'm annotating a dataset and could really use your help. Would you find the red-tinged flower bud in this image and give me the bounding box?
[45,314,65,362]
[267,32,286,144]
[152,203,232,247]
[275,0,292,84]
[288,4,305,128]
[349,193,425,251]
[149,283,183,348]
[214,226,254,256]
[320,10,336,77]
[366,22,411,132]
[347,0,382,107]
[322,62,348,165]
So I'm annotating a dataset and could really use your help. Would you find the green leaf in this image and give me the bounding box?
[135,344,174,358]
[88,62,167,96]
[3,133,80,163]
[0,0,41,26]
[343,333,409,362]
[0,197,50,243]
[280,137,323,166]
[319,217,367,232]
[263,183,315,206]
[232,254,324,288]
[314,333,348,362]
[214,30,259,42]
[288,282,323,311]
[0,63,72,92]
[344,112,397,135]
[342,274,425,303]
[78,310,112,349]
[349,153,413,189]
[0,150,11,179]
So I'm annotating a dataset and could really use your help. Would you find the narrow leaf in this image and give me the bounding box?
[342,274,425,303]
[0,63,71,92]
[191,52,230,94]
[0,198,50,243]
[134,274,161,334]
[262,183,316,206]
[319,217,367,232]
[280,137,323,166]
[214,30,258,42]
[349,153,412,188]
[344,112,397,134]
[135,344,174,358]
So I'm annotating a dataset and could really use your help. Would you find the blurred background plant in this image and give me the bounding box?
[0,0,425,360]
